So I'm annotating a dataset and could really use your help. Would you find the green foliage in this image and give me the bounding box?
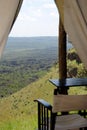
[77,63,87,78]
[67,60,78,77]
[67,48,87,78]
[0,47,57,98]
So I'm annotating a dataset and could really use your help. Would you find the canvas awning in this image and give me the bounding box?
[55,0,87,68]
[0,0,23,57]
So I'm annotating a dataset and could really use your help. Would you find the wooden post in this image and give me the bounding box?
[58,18,67,94]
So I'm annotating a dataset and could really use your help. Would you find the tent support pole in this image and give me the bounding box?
[58,18,67,94]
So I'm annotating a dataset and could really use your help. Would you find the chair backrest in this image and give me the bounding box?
[52,94,87,113]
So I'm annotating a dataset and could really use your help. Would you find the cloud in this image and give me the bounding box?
[43,3,56,9]
[50,12,58,18]
[10,0,58,37]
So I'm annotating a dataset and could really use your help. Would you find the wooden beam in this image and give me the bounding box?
[58,18,67,94]
[59,18,67,79]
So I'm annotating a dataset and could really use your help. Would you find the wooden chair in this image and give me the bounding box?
[35,90,87,130]
[53,94,87,130]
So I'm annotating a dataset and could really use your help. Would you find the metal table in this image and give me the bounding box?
[49,78,87,88]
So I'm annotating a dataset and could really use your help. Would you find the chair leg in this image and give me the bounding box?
[50,113,57,130]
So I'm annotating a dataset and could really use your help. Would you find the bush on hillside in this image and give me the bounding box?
[67,48,87,78]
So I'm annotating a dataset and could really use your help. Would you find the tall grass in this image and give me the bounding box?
[0,115,37,130]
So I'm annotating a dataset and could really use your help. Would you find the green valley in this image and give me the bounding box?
[0,59,87,130]
[0,37,59,98]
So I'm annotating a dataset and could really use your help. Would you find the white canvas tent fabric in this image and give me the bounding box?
[55,0,87,68]
[0,0,23,57]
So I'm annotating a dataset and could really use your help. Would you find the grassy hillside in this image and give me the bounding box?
[0,65,58,130]
[0,64,87,130]
[0,48,87,130]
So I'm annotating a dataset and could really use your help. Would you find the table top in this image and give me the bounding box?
[49,78,87,88]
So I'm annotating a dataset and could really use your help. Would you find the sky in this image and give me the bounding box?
[10,0,59,37]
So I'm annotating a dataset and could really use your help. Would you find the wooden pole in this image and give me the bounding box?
[58,18,67,94]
